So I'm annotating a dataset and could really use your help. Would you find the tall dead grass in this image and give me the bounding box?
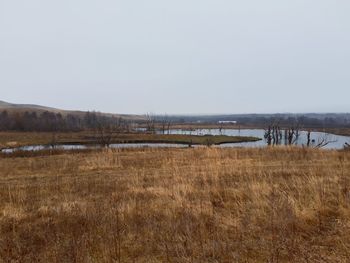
[0,147,350,262]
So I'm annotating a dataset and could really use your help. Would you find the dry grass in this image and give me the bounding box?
[321,128,350,137]
[0,132,85,148]
[1,147,350,262]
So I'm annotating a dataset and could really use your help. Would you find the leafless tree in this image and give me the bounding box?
[314,134,337,148]
[166,120,172,135]
[287,128,295,145]
[264,120,283,146]
[159,115,172,134]
[94,122,118,148]
[49,132,57,149]
[115,117,132,133]
[48,118,60,149]
[306,130,311,147]
[265,119,301,146]
[219,123,224,135]
[145,113,156,134]
[265,126,273,145]
[86,113,128,147]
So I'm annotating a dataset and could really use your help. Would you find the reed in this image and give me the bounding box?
[0,147,349,262]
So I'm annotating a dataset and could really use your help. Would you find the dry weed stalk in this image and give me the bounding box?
[0,147,349,262]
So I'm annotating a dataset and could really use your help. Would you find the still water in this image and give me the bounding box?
[166,129,350,149]
[1,129,349,153]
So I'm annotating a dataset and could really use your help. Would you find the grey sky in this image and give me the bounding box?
[1,0,349,114]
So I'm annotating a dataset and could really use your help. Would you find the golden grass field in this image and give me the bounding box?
[1,147,350,262]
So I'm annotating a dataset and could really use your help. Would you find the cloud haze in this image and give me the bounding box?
[1,0,349,114]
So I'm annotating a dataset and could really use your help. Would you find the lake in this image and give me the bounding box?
[1,129,349,153]
[166,129,350,149]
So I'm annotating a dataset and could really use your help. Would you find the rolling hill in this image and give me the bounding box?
[0,100,145,120]
[0,100,60,112]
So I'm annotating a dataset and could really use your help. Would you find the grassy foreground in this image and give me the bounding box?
[0,132,259,149]
[1,147,350,262]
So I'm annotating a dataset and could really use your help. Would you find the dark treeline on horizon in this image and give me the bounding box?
[165,114,350,128]
[0,110,133,132]
[0,110,350,132]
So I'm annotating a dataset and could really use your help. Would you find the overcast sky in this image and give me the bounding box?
[1,0,349,114]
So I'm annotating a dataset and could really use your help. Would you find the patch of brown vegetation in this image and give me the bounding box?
[0,132,259,149]
[0,147,350,262]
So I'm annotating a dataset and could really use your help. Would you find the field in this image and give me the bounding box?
[323,128,350,137]
[0,132,259,149]
[1,147,350,262]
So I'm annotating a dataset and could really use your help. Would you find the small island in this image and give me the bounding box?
[0,131,261,150]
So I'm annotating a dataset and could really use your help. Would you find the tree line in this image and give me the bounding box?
[162,114,350,128]
[0,110,133,132]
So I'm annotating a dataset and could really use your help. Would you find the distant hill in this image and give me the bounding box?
[1,100,349,127]
[0,100,144,121]
[0,100,60,112]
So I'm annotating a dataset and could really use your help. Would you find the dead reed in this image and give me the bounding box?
[0,147,350,262]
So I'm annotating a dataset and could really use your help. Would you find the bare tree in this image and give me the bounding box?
[306,130,311,147]
[264,126,273,145]
[145,113,156,134]
[94,122,119,148]
[116,117,132,133]
[264,120,283,146]
[287,121,301,145]
[166,119,172,135]
[49,132,57,149]
[159,115,172,135]
[314,134,337,148]
[287,128,295,145]
[265,119,301,146]
[219,123,224,135]
[85,113,115,147]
